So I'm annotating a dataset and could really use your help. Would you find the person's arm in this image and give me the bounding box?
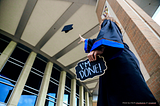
[78,33,105,61]
[78,34,85,43]
[78,34,96,53]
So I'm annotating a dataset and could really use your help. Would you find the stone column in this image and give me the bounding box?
[89,97,93,106]
[0,41,17,70]
[70,79,76,106]
[79,86,84,106]
[35,62,53,106]
[7,52,37,106]
[85,92,89,106]
[56,71,66,106]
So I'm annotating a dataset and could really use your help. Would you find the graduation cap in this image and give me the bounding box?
[62,24,73,33]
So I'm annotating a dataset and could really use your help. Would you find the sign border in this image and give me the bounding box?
[75,56,107,82]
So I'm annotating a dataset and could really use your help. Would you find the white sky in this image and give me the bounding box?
[152,6,160,26]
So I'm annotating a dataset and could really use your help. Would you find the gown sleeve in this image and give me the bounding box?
[84,38,96,53]
[85,19,124,60]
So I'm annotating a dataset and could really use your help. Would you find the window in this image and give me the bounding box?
[0,45,29,104]
[32,57,46,73]
[76,84,79,106]
[84,88,86,106]
[0,39,9,54]
[63,76,71,106]
[51,67,60,81]
[0,34,10,53]
[10,47,29,63]
[0,77,14,104]
[45,82,58,106]
[0,35,86,106]
[18,57,46,106]
[45,68,60,106]
[17,90,37,106]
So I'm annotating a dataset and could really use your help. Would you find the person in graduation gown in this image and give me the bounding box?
[78,17,159,106]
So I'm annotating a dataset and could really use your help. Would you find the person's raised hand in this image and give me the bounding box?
[78,34,85,44]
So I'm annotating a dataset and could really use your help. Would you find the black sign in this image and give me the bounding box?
[75,57,107,81]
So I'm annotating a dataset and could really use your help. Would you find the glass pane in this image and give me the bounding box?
[0,39,9,53]
[17,91,37,106]
[63,103,67,106]
[0,78,13,103]
[65,77,71,89]
[10,47,29,63]
[47,82,58,99]
[0,61,22,82]
[76,84,79,95]
[24,86,38,95]
[83,87,85,101]
[76,84,79,106]
[76,97,79,106]
[63,90,70,105]
[32,57,46,73]
[25,72,42,91]
[51,68,60,81]
[0,102,6,106]
[45,99,56,106]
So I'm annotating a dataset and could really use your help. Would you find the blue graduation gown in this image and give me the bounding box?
[84,19,159,105]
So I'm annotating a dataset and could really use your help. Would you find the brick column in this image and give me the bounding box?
[95,0,106,23]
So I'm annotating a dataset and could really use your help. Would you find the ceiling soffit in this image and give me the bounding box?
[0,0,99,95]
[21,1,72,46]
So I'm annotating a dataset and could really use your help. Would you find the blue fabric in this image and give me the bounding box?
[90,39,124,51]
[90,38,124,60]
[84,39,89,53]
[84,39,96,53]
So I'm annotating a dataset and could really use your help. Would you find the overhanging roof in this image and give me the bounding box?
[0,0,100,95]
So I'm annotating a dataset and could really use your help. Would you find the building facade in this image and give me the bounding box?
[0,36,93,106]
[0,0,160,106]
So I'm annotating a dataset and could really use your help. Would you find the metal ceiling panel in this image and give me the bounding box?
[0,0,28,35]
[57,43,86,66]
[21,1,72,46]
[41,4,98,56]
